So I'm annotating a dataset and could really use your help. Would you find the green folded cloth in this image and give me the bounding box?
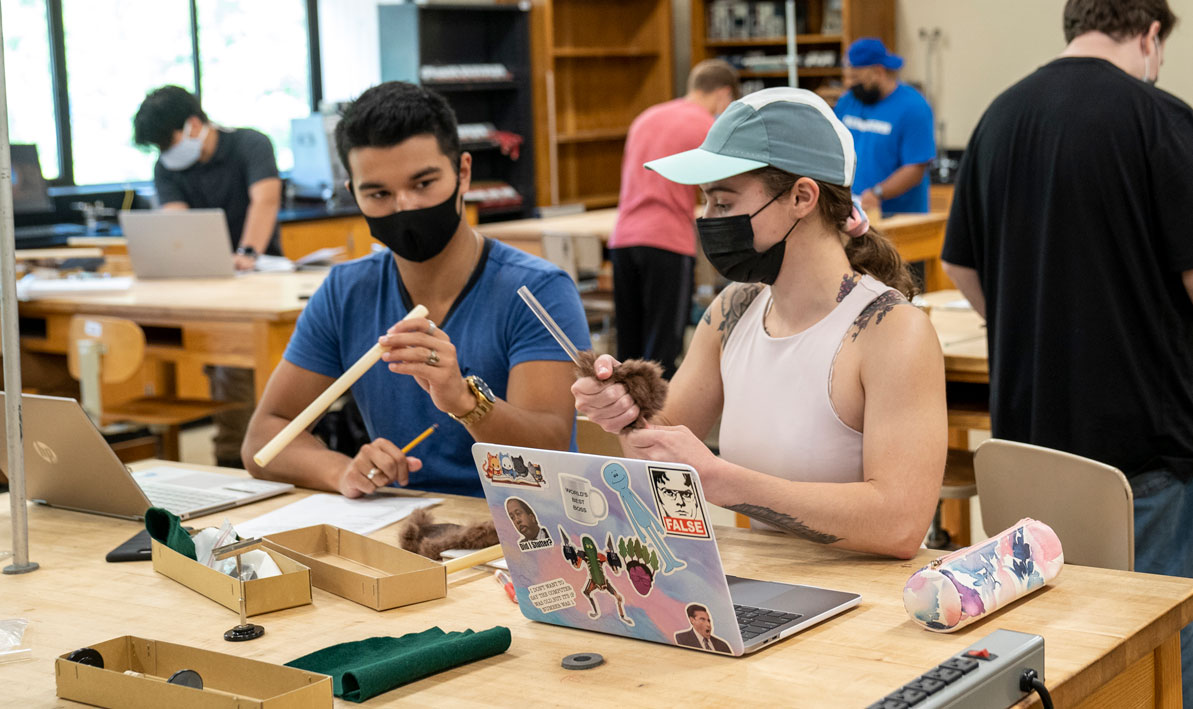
[144,507,196,560]
[285,626,511,703]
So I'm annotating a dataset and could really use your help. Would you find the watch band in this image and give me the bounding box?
[449,375,494,426]
[872,184,885,200]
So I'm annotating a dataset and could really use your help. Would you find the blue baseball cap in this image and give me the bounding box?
[644,87,856,187]
[847,37,903,70]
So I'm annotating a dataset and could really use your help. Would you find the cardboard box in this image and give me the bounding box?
[151,539,312,617]
[56,636,332,708]
[263,524,446,610]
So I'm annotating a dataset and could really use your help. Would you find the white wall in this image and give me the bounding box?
[896,0,1193,148]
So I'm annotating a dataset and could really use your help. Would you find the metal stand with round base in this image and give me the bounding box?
[224,624,265,642]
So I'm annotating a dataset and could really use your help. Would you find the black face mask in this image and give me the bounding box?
[850,83,883,105]
[363,179,462,262]
[696,191,798,286]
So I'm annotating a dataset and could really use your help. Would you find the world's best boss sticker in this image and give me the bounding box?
[648,466,710,539]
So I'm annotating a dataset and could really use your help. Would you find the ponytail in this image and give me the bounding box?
[752,166,918,298]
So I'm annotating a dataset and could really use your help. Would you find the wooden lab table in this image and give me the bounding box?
[923,289,989,385]
[480,208,952,291]
[16,271,327,401]
[0,462,1188,707]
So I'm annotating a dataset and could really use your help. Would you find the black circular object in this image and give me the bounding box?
[561,652,604,670]
[66,647,104,668]
[224,623,265,642]
[167,669,204,689]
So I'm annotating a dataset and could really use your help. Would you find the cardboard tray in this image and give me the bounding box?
[263,524,446,610]
[151,539,312,617]
[56,636,332,708]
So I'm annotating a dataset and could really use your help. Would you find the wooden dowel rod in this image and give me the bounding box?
[253,305,429,467]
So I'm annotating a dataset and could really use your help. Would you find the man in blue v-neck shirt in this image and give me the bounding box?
[243,82,589,497]
[834,38,935,215]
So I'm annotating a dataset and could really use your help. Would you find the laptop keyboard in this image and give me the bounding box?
[140,482,238,516]
[734,604,804,641]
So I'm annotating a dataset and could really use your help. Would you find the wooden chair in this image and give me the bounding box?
[974,438,1134,571]
[67,315,236,461]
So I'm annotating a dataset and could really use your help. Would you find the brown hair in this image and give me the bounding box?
[688,59,742,100]
[1063,0,1177,42]
[754,166,918,298]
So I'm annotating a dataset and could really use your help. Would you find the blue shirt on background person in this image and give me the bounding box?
[284,241,591,496]
[835,38,936,215]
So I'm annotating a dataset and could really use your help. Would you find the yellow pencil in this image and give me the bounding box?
[401,424,438,454]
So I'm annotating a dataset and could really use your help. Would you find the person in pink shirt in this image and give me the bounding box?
[610,60,740,378]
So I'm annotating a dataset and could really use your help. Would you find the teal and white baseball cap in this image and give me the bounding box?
[645,87,856,187]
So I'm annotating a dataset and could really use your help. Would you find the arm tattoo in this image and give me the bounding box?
[702,306,712,325]
[717,283,764,348]
[837,272,861,303]
[848,290,907,342]
[726,503,843,545]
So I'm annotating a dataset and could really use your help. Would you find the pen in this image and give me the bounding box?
[401,424,438,454]
[494,569,516,603]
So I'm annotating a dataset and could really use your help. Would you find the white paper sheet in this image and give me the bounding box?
[233,493,442,538]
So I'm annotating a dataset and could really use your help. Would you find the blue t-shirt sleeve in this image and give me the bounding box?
[900,94,937,166]
[506,271,592,367]
[283,271,344,378]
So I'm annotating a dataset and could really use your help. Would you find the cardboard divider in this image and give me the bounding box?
[150,539,312,617]
[55,636,332,708]
[263,524,446,610]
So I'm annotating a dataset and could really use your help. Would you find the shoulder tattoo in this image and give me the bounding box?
[847,290,907,342]
[715,283,764,347]
[726,503,843,545]
[837,272,861,303]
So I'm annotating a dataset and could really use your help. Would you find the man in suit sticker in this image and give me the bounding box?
[674,603,730,653]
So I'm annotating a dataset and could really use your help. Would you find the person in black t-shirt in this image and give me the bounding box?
[941,1,1193,702]
[133,85,285,468]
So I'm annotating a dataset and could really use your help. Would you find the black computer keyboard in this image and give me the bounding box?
[734,603,803,640]
[15,223,88,249]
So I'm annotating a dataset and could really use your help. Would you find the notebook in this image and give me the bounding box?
[472,443,861,656]
[119,209,236,279]
[0,393,293,520]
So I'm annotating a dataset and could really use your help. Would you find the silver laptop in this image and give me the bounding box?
[472,443,861,656]
[119,209,236,279]
[0,393,293,520]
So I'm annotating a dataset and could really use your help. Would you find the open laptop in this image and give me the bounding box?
[119,209,236,279]
[0,393,293,520]
[472,443,861,656]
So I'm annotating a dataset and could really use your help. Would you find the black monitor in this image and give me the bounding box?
[12,144,53,215]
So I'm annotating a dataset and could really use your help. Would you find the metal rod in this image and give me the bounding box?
[517,286,582,365]
[0,5,39,575]
[786,0,799,88]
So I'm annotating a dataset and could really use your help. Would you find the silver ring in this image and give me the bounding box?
[426,349,440,366]
[427,321,437,333]
[366,467,379,481]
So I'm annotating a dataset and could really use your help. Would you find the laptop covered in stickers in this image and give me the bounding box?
[471,443,862,656]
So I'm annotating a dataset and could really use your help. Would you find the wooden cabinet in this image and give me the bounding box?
[530,0,674,209]
[691,0,894,102]
[279,216,376,262]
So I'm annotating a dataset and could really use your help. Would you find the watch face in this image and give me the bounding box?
[470,375,495,402]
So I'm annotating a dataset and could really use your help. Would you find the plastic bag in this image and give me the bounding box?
[0,619,32,663]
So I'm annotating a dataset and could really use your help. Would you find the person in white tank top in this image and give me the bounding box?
[574,88,946,559]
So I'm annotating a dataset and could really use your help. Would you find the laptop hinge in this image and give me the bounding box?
[76,339,106,424]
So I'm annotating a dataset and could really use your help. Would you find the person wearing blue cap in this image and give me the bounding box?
[572,88,947,560]
[834,38,935,216]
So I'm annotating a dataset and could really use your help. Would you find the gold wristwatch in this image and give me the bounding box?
[449,375,495,426]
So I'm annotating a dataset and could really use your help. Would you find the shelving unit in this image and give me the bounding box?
[378,3,536,222]
[691,0,894,101]
[530,0,673,209]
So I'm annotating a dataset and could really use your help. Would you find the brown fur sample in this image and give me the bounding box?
[399,508,498,560]
[575,350,669,433]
